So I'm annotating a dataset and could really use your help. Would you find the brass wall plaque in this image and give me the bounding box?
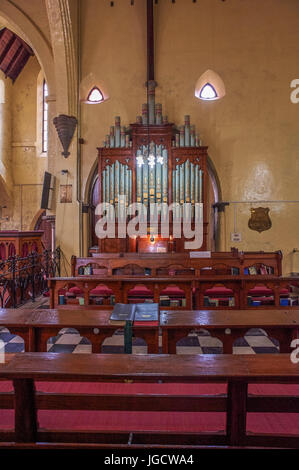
[248,207,272,233]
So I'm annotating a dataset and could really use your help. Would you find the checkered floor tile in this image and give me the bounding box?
[0,326,280,355]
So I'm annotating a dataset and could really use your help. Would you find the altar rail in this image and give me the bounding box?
[0,249,60,308]
[71,250,282,277]
[0,353,299,448]
[48,275,299,310]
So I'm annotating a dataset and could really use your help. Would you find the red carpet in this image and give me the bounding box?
[0,381,299,435]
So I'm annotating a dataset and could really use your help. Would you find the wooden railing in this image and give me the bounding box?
[0,353,298,448]
[71,250,283,277]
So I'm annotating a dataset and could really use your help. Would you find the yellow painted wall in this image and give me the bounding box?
[0,0,298,275]
[79,0,299,274]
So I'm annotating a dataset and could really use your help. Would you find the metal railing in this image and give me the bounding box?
[0,248,61,308]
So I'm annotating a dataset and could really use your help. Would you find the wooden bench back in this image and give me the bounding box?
[0,352,299,448]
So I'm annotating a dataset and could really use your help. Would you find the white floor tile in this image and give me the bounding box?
[73,345,92,354]
[244,335,274,347]
[233,347,255,355]
[55,334,82,345]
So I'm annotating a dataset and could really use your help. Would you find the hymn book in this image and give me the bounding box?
[109,303,159,324]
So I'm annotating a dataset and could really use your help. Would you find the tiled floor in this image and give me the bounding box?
[0,325,280,355]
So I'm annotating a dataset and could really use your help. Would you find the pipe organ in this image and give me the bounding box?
[98,105,209,253]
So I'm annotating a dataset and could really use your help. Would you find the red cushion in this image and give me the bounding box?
[160,286,185,297]
[248,286,273,296]
[67,286,83,296]
[90,286,113,296]
[128,285,153,297]
[205,287,233,296]
[58,288,67,295]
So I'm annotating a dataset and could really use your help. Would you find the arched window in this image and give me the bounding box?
[87,86,104,103]
[42,80,48,152]
[195,70,226,102]
[200,83,218,100]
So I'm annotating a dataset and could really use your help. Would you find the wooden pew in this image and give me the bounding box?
[27,309,159,354]
[0,353,299,448]
[48,275,299,309]
[0,309,159,354]
[160,309,299,354]
[1,307,299,356]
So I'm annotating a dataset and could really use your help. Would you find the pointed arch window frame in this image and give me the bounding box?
[199,82,218,101]
[87,86,104,104]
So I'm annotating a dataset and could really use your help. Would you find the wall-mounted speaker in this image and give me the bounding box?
[41,172,55,210]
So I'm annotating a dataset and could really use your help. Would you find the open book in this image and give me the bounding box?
[134,303,159,322]
[109,303,159,325]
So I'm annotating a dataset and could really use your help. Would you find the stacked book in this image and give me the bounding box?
[244,265,274,275]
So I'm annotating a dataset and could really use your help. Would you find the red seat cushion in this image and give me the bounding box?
[160,286,185,297]
[205,287,233,297]
[67,286,83,296]
[128,285,153,297]
[248,286,273,296]
[90,286,113,296]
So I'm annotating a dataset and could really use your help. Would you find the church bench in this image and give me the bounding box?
[48,276,195,309]
[160,309,299,354]
[0,353,299,448]
[0,309,159,354]
[48,275,299,309]
[1,307,299,356]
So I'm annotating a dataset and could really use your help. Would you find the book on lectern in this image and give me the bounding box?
[109,304,136,325]
[134,303,159,322]
[109,303,159,324]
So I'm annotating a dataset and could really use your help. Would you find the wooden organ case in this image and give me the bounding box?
[97,107,209,254]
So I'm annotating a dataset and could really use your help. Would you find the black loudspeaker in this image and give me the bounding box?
[41,172,55,210]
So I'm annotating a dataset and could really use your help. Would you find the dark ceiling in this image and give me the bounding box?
[0,27,34,83]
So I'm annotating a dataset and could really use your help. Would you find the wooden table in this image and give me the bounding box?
[160,309,299,354]
[0,309,159,354]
